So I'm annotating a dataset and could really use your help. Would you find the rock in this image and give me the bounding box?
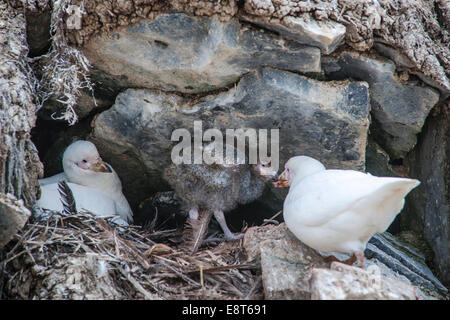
[373,42,415,69]
[244,224,442,300]
[0,193,31,247]
[365,233,448,294]
[404,104,450,287]
[83,13,321,94]
[365,137,397,177]
[244,224,329,299]
[240,14,346,54]
[310,262,417,300]
[373,42,449,99]
[323,51,440,159]
[91,67,370,208]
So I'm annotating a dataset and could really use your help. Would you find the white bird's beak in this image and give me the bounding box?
[90,159,110,173]
[273,169,289,188]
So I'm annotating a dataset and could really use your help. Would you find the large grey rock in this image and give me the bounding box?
[323,51,440,159]
[243,224,438,300]
[240,14,346,54]
[91,67,370,208]
[83,13,321,94]
[404,104,450,288]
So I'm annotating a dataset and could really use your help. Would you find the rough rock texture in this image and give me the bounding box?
[83,13,321,94]
[0,2,43,207]
[91,68,370,208]
[0,193,31,247]
[242,0,450,93]
[240,14,346,54]
[65,0,238,47]
[404,103,450,287]
[61,0,449,94]
[365,137,398,177]
[244,223,443,299]
[366,233,448,294]
[244,223,329,299]
[41,0,445,99]
[323,51,440,159]
[310,262,417,300]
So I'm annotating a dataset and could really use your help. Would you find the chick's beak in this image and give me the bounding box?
[273,169,289,188]
[90,159,110,173]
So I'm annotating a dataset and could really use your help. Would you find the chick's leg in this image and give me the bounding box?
[213,210,244,241]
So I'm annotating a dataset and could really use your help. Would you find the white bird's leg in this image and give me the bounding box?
[189,208,199,220]
[355,252,365,269]
[213,210,244,241]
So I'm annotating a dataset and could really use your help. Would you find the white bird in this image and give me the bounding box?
[37,140,133,224]
[274,156,420,268]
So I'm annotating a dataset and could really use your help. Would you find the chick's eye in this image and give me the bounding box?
[82,159,87,163]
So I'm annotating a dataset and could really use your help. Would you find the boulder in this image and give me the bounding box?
[244,223,329,299]
[323,51,440,159]
[91,67,370,208]
[83,13,321,94]
[404,104,450,287]
[244,223,443,300]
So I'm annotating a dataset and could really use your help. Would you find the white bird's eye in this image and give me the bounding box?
[82,159,87,163]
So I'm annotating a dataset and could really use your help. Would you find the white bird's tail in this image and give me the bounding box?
[369,178,420,233]
[352,177,420,235]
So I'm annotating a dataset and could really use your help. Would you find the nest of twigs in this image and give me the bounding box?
[0,210,262,300]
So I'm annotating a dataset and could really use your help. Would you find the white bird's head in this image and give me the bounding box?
[273,156,326,188]
[63,140,111,179]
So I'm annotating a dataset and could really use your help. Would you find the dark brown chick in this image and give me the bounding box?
[163,142,277,253]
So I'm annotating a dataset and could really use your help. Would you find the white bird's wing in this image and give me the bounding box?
[284,170,419,232]
[37,182,119,219]
[38,172,67,186]
[114,192,134,223]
